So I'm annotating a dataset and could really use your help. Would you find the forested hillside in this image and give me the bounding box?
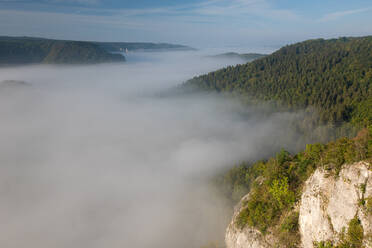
[0,37,125,65]
[186,37,372,126]
[191,36,372,247]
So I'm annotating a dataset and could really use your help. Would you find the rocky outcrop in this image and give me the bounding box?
[225,161,372,248]
[225,195,276,248]
[225,224,270,248]
[299,161,372,247]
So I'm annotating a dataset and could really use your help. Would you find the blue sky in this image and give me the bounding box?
[1,0,372,50]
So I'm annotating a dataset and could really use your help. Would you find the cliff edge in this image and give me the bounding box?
[226,161,372,248]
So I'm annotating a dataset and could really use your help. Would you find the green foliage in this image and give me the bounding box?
[360,183,366,194]
[185,36,372,126]
[347,217,364,247]
[269,177,295,210]
[236,189,277,232]
[280,211,299,233]
[305,143,325,161]
[352,97,372,127]
[315,241,334,248]
[278,211,301,247]
[323,138,355,175]
[368,125,372,158]
[366,197,372,214]
[277,149,291,165]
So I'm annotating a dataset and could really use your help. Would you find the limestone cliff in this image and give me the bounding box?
[299,161,372,247]
[225,161,372,248]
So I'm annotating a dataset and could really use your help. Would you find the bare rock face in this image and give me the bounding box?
[225,225,270,248]
[299,161,372,247]
[225,195,274,248]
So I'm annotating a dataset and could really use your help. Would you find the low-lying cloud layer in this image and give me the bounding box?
[0,52,318,248]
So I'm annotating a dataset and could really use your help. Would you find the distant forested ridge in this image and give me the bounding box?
[94,41,195,52]
[0,36,194,65]
[208,52,267,62]
[0,36,126,65]
[185,36,372,126]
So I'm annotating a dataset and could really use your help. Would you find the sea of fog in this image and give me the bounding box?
[0,51,313,248]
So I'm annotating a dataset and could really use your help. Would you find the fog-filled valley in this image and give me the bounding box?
[0,52,338,248]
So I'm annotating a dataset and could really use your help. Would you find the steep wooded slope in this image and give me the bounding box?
[186,37,372,125]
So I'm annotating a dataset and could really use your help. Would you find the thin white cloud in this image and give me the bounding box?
[0,0,299,22]
[180,0,299,21]
[51,0,100,4]
[319,7,371,22]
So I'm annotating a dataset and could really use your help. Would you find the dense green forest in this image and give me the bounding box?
[0,37,126,65]
[186,36,372,127]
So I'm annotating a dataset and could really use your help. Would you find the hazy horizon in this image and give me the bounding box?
[1,0,371,49]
